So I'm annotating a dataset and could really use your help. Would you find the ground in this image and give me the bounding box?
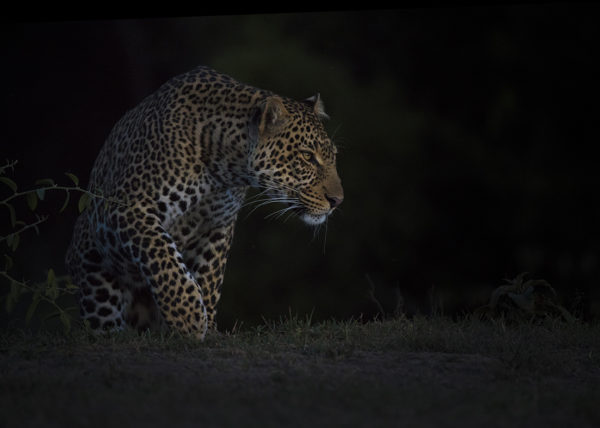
[1,317,599,428]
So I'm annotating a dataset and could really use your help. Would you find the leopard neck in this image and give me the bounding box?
[186,92,268,190]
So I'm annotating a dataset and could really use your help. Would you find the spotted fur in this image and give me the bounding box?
[65,66,343,339]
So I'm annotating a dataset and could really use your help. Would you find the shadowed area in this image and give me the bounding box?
[1,318,599,427]
[1,7,598,327]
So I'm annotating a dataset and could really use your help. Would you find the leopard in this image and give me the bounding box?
[65,66,344,340]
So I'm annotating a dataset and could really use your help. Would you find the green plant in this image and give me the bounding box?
[0,160,108,330]
[475,272,575,323]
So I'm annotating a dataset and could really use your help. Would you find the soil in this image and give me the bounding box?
[2,344,599,428]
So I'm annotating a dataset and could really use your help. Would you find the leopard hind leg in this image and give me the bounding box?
[66,227,127,332]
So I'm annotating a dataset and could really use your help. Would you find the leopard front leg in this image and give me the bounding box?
[182,222,236,332]
[117,207,209,339]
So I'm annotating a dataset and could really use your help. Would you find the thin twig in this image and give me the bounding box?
[0,215,48,243]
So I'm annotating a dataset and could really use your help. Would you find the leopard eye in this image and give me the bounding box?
[301,151,314,162]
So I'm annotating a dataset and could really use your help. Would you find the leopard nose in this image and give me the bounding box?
[326,194,344,209]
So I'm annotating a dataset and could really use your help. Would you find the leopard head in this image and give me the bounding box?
[248,94,343,226]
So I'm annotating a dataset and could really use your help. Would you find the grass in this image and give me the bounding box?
[1,315,599,428]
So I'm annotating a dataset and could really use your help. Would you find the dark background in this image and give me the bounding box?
[1,6,598,330]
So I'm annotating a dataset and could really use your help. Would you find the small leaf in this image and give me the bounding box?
[35,178,55,187]
[59,311,71,332]
[10,233,19,252]
[26,191,38,211]
[512,272,529,289]
[47,268,57,288]
[32,217,41,235]
[3,254,13,270]
[36,188,46,201]
[46,268,59,300]
[0,176,17,192]
[65,277,79,290]
[65,172,79,187]
[59,191,70,213]
[25,291,41,324]
[78,193,91,213]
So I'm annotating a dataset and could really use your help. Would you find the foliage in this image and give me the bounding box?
[475,272,575,323]
[0,160,101,331]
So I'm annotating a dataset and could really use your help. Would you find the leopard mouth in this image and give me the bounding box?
[264,190,330,226]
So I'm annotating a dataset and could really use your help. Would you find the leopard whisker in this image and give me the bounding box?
[243,197,300,220]
[241,196,289,210]
[264,203,302,221]
[239,171,299,195]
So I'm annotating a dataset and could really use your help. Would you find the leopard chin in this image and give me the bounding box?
[299,211,329,226]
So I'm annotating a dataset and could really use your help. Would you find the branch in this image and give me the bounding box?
[0,214,48,244]
[1,184,120,206]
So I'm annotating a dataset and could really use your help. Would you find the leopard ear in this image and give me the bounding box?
[305,93,329,120]
[258,96,290,136]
